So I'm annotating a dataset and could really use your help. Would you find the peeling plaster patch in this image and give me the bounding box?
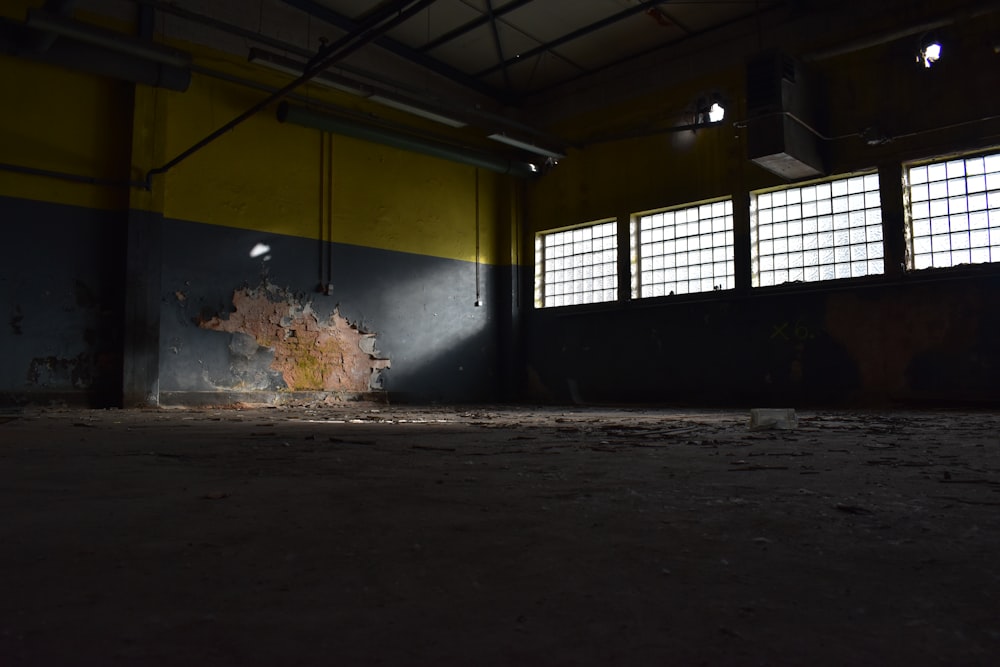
[199,283,390,392]
[27,354,91,389]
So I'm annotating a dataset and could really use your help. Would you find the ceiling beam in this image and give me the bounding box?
[279,0,510,103]
[419,0,534,52]
[484,0,511,91]
[475,0,670,77]
[146,0,436,184]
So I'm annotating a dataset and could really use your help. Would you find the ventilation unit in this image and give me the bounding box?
[745,53,825,180]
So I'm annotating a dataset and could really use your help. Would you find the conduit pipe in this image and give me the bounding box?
[25,0,80,53]
[0,161,146,189]
[143,0,438,188]
[25,9,192,67]
[0,19,190,91]
[277,103,539,179]
[803,0,1000,61]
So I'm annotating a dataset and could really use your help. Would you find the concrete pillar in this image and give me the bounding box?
[122,84,166,407]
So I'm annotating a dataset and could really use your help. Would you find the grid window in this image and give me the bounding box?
[534,220,618,308]
[751,173,884,287]
[906,152,1000,269]
[633,200,735,298]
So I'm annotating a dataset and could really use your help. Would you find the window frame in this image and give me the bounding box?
[750,170,885,288]
[903,148,1000,272]
[533,218,619,309]
[630,197,736,299]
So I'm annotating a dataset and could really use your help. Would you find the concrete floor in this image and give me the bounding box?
[1,404,998,666]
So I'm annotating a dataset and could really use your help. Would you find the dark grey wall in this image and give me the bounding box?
[0,196,125,406]
[0,197,507,406]
[524,272,1000,407]
[159,218,503,404]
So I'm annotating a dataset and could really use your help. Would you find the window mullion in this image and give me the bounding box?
[878,162,906,279]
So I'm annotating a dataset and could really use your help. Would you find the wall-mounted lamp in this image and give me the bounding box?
[917,36,942,68]
[696,94,727,125]
[487,133,566,159]
[707,102,726,123]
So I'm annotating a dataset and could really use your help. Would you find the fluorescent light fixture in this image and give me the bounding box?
[249,49,467,128]
[248,48,366,95]
[487,133,566,159]
[26,9,191,67]
[918,40,942,68]
[368,95,467,128]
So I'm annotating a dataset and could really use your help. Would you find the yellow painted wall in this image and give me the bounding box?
[0,0,32,21]
[525,69,744,238]
[0,3,511,266]
[0,54,132,211]
[149,36,508,265]
[159,69,504,264]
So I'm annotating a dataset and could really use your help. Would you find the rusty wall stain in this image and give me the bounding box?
[199,284,390,392]
[824,290,981,399]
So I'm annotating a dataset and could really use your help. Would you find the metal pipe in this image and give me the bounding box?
[135,0,564,147]
[803,0,1000,62]
[280,0,507,103]
[25,9,192,67]
[144,0,438,187]
[277,103,539,179]
[0,21,190,91]
[0,161,146,189]
[25,0,80,53]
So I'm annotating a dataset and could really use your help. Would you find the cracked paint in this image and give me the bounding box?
[198,283,390,392]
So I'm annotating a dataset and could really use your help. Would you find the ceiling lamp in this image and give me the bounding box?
[249,48,467,128]
[487,133,566,159]
[695,92,727,125]
[707,102,726,123]
[917,38,942,68]
[248,48,366,95]
[367,95,467,128]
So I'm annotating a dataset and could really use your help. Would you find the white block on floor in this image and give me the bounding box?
[749,408,798,430]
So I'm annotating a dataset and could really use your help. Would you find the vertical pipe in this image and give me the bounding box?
[327,132,334,292]
[317,131,327,292]
[475,168,481,305]
[731,95,753,293]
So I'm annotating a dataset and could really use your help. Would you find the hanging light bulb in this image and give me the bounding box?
[918,39,942,68]
[708,102,726,123]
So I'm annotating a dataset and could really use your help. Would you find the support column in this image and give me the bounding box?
[122,83,166,407]
[495,178,524,401]
[878,161,907,279]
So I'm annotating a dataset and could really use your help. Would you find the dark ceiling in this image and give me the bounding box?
[282,0,786,104]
